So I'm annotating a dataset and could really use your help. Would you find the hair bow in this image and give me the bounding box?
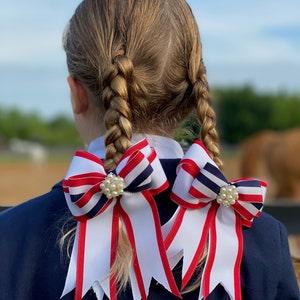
[165,140,266,300]
[62,139,180,300]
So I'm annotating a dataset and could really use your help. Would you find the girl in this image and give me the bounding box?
[0,0,299,299]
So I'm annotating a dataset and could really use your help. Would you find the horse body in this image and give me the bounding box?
[240,128,300,201]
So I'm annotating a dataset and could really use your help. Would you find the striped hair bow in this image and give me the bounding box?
[165,140,266,300]
[62,139,180,300]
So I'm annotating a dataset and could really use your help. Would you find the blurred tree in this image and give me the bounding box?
[270,94,300,130]
[1,86,299,147]
[0,107,81,146]
[214,86,300,144]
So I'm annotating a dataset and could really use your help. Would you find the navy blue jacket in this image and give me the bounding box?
[0,160,299,300]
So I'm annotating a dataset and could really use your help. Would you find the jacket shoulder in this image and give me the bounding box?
[242,211,300,299]
[0,181,67,228]
[0,182,71,299]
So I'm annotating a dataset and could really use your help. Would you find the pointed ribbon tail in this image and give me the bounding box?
[61,200,118,299]
[200,206,243,300]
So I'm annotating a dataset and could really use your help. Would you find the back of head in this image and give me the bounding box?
[64,0,221,169]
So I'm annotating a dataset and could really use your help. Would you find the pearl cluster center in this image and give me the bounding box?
[217,184,239,207]
[100,173,125,199]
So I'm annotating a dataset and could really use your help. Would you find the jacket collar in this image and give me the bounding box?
[88,134,184,159]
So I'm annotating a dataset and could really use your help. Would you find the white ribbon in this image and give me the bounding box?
[62,139,180,300]
[165,140,266,300]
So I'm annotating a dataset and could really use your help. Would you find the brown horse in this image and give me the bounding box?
[240,128,300,201]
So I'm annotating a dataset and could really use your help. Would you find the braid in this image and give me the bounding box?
[189,57,223,168]
[102,53,136,290]
[197,60,222,168]
[103,54,134,171]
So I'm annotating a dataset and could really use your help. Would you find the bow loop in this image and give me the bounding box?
[117,148,154,194]
[189,162,228,202]
[63,152,110,220]
[191,161,265,225]
[63,142,160,221]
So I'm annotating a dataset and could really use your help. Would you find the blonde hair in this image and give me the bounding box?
[63,0,222,293]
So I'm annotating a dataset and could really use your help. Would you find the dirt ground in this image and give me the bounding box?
[0,160,70,206]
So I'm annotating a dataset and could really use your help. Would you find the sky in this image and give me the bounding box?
[0,0,299,119]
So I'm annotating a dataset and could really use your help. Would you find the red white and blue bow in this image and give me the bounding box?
[61,139,181,300]
[164,140,266,300]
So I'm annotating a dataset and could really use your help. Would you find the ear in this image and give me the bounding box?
[67,76,89,114]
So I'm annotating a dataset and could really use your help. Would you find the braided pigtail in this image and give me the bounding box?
[103,53,134,171]
[102,52,136,290]
[188,53,223,168]
[196,60,222,168]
